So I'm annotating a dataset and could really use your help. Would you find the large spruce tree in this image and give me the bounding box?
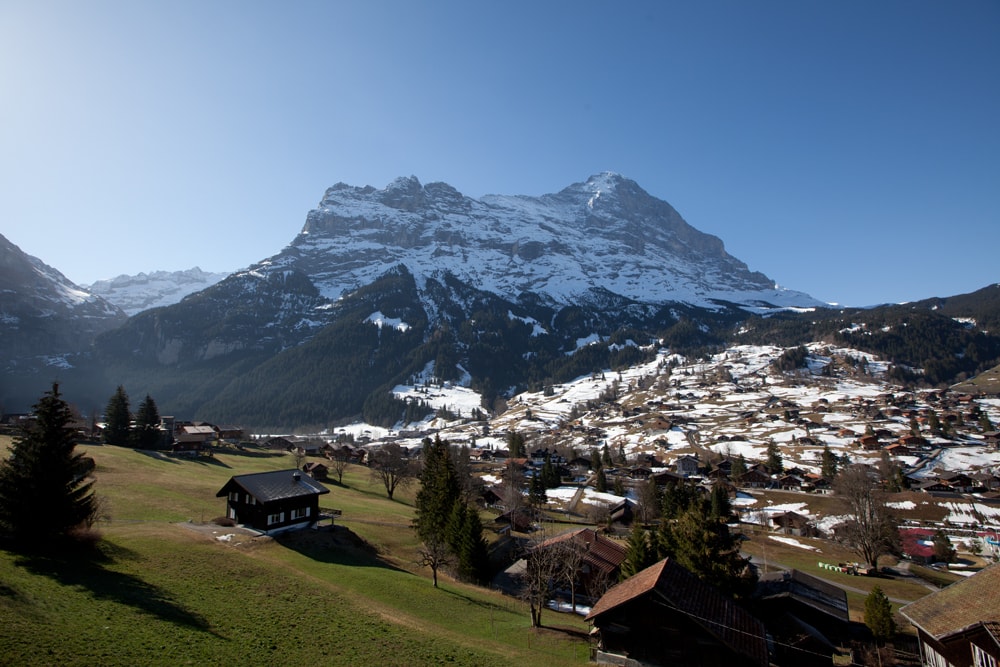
[103,385,131,446]
[0,383,96,545]
[132,394,162,448]
[413,435,460,544]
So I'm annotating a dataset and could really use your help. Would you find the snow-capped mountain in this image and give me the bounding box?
[265,173,821,311]
[0,233,126,372]
[87,267,229,316]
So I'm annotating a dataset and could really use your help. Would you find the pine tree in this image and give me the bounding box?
[670,500,756,599]
[413,435,460,544]
[528,473,547,508]
[506,431,526,458]
[821,444,839,480]
[103,385,131,446]
[730,454,747,485]
[0,383,97,545]
[864,585,895,643]
[765,440,784,475]
[620,522,652,580]
[709,484,732,522]
[132,394,162,449]
[455,505,490,584]
[595,467,608,493]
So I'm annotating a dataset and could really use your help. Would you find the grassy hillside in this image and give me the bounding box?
[0,438,590,666]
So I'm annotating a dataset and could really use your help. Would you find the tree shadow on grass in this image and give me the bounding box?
[439,585,522,614]
[12,541,224,638]
[275,526,408,574]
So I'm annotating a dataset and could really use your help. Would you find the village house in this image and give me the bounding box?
[674,454,700,477]
[751,569,852,666]
[532,528,627,603]
[901,563,1000,667]
[586,558,770,667]
[216,469,329,535]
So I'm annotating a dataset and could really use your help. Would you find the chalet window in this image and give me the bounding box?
[291,507,310,520]
[229,491,238,502]
[248,496,256,506]
[921,642,951,667]
[972,643,997,667]
[267,512,284,526]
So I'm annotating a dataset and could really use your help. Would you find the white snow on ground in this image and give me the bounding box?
[365,310,411,331]
[769,535,820,551]
[888,501,917,510]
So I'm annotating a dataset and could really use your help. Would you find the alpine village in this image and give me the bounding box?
[3,176,1000,667]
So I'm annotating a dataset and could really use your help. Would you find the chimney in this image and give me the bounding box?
[292,471,301,482]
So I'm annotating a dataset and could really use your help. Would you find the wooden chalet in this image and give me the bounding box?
[769,510,816,537]
[216,469,329,534]
[901,563,1000,667]
[752,569,851,666]
[533,528,627,601]
[301,461,329,480]
[586,558,770,667]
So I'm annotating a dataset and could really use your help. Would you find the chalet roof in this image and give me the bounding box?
[216,469,329,503]
[535,528,627,577]
[586,558,769,667]
[755,569,850,623]
[900,564,1000,640]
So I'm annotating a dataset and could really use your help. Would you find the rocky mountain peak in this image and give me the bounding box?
[289,174,818,311]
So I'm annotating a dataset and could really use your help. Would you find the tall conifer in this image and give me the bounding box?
[0,383,96,545]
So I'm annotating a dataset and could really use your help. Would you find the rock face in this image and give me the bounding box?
[87,267,229,316]
[0,233,126,370]
[282,173,819,310]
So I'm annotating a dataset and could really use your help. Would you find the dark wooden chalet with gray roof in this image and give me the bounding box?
[585,558,770,667]
[216,469,329,534]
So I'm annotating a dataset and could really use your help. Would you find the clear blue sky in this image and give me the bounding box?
[2,1,997,307]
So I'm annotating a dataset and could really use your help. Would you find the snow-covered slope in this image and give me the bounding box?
[251,173,822,312]
[87,267,228,316]
[0,233,126,369]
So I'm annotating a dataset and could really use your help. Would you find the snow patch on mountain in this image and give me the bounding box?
[262,174,824,314]
[87,267,228,316]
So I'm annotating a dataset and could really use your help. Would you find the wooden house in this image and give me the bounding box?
[586,558,770,667]
[216,469,329,534]
[752,569,851,666]
[901,563,1000,667]
[302,462,329,480]
[532,528,627,601]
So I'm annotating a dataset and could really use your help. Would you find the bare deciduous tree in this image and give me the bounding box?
[327,447,349,484]
[368,443,416,500]
[834,464,899,570]
[416,536,453,588]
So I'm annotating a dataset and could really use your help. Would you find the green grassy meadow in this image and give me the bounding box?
[0,439,590,666]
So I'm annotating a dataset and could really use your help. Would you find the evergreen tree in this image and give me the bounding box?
[595,467,608,493]
[132,394,162,449]
[413,435,460,544]
[864,585,895,643]
[528,473,547,508]
[455,505,490,584]
[541,454,560,488]
[821,444,839,480]
[506,431,526,458]
[0,383,96,545]
[932,529,956,563]
[708,484,732,522]
[765,440,784,475]
[613,475,625,497]
[730,454,747,485]
[103,385,131,446]
[602,444,613,468]
[620,521,652,580]
[669,500,756,599]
